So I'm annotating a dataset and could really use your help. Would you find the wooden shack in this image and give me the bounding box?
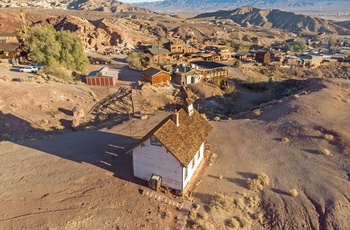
[143,67,171,85]
[255,51,271,64]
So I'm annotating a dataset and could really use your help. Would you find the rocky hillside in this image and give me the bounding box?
[0,8,172,50]
[0,0,154,13]
[194,6,350,35]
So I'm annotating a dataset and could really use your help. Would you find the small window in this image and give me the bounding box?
[192,159,195,169]
[141,142,145,148]
[150,136,162,147]
[197,151,200,160]
[184,167,188,180]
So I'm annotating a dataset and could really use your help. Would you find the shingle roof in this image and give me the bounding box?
[128,109,212,166]
[143,67,162,77]
[0,43,20,51]
[148,45,170,55]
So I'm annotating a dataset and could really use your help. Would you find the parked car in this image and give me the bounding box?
[19,66,38,73]
[29,63,44,69]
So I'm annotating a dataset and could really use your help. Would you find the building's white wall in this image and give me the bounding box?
[182,142,205,189]
[133,137,183,190]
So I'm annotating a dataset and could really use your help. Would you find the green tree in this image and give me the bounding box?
[328,37,337,47]
[26,25,88,72]
[126,52,146,70]
[288,38,307,53]
[234,59,241,68]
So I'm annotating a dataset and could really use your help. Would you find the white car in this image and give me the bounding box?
[19,66,38,73]
[29,63,44,69]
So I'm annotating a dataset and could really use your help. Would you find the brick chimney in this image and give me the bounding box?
[172,110,179,127]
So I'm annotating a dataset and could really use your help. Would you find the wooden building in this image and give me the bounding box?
[143,67,171,85]
[190,61,228,82]
[0,33,22,61]
[144,45,171,66]
[255,51,271,64]
[172,66,201,86]
[128,101,212,192]
[86,67,118,86]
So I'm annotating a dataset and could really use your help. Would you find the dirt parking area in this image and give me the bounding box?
[0,65,38,79]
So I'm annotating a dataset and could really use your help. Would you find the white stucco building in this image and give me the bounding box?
[128,102,212,192]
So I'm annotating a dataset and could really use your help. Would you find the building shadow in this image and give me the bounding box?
[192,192,212,205]
[303,149,320,154]
[271,188,290,196]
[1,111,142,184]
[225,177,247,189]
[237,171,257,179]
[21,129,139,183]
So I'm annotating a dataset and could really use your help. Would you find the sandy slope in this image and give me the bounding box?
[193,78,350,229]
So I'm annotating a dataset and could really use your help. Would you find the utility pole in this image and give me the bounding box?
[157,37,162,67]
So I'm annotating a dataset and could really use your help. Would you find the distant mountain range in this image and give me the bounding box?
[136,0,347,11]
[193,6,350,35]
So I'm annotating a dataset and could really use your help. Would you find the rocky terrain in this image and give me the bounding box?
[1,2,350,230]
[0,0,154,13]
[194,6,350,35]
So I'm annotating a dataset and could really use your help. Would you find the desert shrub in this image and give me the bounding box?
[281,137,290,143]
[246,178,264,192]
[289,189,299,197]
[233,197,245,210]
[192,210,212,230]
[234,59,241,68]
[213,116,220,121]
[0,75,11,82]
[253,212,264,224]
[257,172,270,186]
[42,64,73,82]
[245,195,260,208]
[245,76,260,85]
[324,134,334,141]
[209,194,234,211]
[253,108,261,116]
[226,218,240,228]
[246,172,270,192]
[320,148,331,156]
[231,216,253,229]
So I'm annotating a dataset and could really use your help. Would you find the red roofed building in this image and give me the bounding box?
[86,67,118,86]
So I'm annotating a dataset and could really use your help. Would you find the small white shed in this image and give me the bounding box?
[128,102,212,192]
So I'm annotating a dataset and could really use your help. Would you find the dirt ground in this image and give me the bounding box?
[1,59,350,229]
[190,78,350,229]
[0,112,190,229]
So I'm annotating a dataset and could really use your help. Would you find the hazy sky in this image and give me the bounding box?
[119,0,159,3]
